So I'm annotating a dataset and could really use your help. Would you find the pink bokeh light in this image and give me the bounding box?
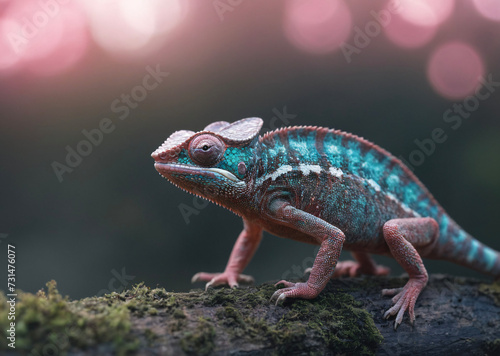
[0,0,88,76]
[397,0,454,27]
[0,0,188,75]
[28,5,88,76]
[0,19,21,71]
[81,0,186,57]
[3,0,65,62]
[472,0,500,22]
[384,11,437,48]
[283,0,352,54]
[427,42,484,100]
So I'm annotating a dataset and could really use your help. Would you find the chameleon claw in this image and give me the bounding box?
[192,271,254,289]
[383,309,394,319]
[276,293,287,305]
[384,311,402,330]
[192,272,219,284]
[383,278,423,328]
[191,273,202,283]
[205,279,237,291]
[270,289,289,305]
[270,290,280,303]
[271,280,297,305]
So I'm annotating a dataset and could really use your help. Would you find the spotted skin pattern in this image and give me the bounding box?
[152,118,500,329]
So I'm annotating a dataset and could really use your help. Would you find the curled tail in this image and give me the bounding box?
[433,214,500,279]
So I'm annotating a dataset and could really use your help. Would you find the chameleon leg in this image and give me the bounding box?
[305,251,390,278]
[268,200,345,304]
[381,217,439,329]
[191,219,262,289]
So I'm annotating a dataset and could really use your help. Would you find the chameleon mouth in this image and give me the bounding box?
[154,163,242,182]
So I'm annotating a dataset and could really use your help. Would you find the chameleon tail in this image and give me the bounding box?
[433,214,500,279]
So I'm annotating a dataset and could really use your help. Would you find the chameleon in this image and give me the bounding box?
[151,117,500,328]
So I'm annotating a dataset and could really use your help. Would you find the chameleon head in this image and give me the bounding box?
[151,118,263,205]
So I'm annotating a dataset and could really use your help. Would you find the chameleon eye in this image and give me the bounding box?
[188,134,225,167]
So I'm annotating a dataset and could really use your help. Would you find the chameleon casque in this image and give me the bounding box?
[151,117,500,328]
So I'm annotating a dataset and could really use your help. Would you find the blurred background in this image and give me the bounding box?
[0,0,499,299]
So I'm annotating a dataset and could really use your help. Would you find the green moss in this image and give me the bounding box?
[0,280,382,354]
[202,288,237,306]
[0,280,138,355]
[166,295,178,307]
[144,328,158,345]
[217,306,244,325]
[202,283,275,308]
[275,293,380,355]
[479,281,500,306]
[215,306,247,338]
[173,308,186,319]
[180,317,215,355]
[105,282,171,316]
[207,283,382,355]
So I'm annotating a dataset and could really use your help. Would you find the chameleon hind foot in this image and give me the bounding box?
[191,272,254,290]
[382,276,427,329]
[335,260,390,277]
[381,217,437,329]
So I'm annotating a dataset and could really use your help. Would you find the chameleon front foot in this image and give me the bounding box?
[382,277,427,329]
[271,281,320,305]
[191,271,254,290]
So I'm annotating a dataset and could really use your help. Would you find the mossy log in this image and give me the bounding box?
[1,275,499,355]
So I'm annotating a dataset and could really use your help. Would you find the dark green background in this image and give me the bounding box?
[1,1,499,299]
